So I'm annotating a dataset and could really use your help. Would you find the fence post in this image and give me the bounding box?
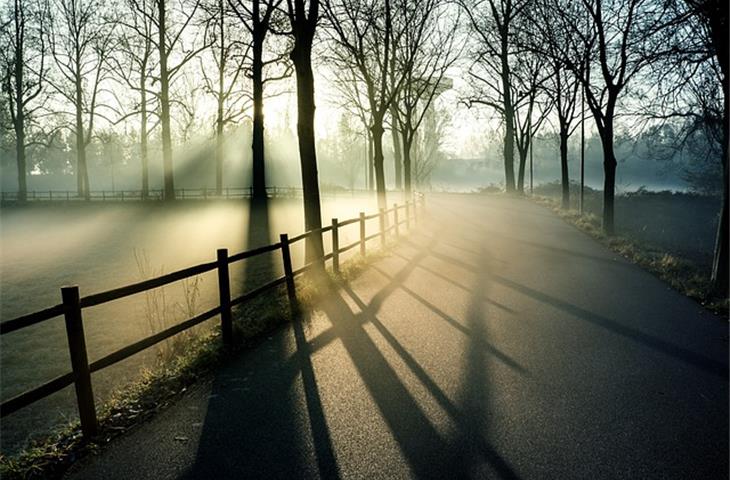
[393,204,399,237]
[405,202,410,229]
[359,212,366,256]
[379,208,386,246]
[121,191,124,202]
[216,249,233,347]
[66,190,70,201]
[332,218,340,275]
[280,234,298,314]
[204,188,208,201]
[61,286,98,438]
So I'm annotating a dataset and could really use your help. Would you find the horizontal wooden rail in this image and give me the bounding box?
[0,304,64,335]
[338,217,361,227]
[231,276,288,307]
[89,306,221,373]
[339,240,361,254]
[228,243,282,263]
[0,195,426,438]
[1,372,75,417]
[80,261,218,308]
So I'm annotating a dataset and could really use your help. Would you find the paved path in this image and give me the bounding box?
[67,194,728,479]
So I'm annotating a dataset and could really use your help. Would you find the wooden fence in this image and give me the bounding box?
[0,195,425,440]
[0,186,376,202]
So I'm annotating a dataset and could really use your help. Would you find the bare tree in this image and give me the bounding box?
[48,0,116,199]
[324,0,435,211]
[1,0,49,201]
[285,0,324,264]
[460,0,529,193]
[201,0,252,195]
[229,0,289,200]
[109,0,159,198]
[330,62,374,189]
[391,0,459,197]
[526,0,584,208]
[512,54,551,194]
[545,0,670,234]
[136,0,207,201]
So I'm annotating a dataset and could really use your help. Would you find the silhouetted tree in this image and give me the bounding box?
[460,0,529,193]
[110,0,158,198]
[203,0,252,195]
[544,0,670,234]
[229,0,290,200]
[286,0,324,264]
[1,0,49,201]
[391,0,459,197]
[148,0,207,200]
[49,0,116,199]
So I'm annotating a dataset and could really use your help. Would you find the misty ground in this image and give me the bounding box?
[0,195,387,453]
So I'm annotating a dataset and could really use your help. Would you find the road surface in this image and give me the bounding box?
[67,194,729,479]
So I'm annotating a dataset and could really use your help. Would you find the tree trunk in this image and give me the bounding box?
[158,0,175,201]
[600,124,617,236]
[13,42,27,202]
[291,36,323,264]
[251,17,266,200]
[391,108,402,189]
[402,129,413,196]
[140,84,149,199]
[367,131,374,191]
[501,35,516,192]
[560,129,570,209]
[708,0,729,297]
[14,111,27,203]
[711,86,728,296]
[74,69,89,200]
[371,120,387,211]
[516,144,527,193]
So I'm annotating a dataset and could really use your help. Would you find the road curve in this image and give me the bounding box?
[67,194,729,479]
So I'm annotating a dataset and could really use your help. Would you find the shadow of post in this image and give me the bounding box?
[182,196,339,479]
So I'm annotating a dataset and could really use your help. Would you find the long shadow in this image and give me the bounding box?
[425,246,729,379]
[184,196,339,479]
[315,278,463,479]
[369,265,526,374]
[455,248,521,480]
[310,228,522,478]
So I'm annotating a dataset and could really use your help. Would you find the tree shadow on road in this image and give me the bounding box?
[183,196,339,480]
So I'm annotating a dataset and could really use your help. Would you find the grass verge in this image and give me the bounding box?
[532,195,728,316]
[0,249,388,480]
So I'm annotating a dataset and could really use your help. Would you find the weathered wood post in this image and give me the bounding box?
[332,218,340,275]
[280,234,298,314]
[61,286,98,438]
[359,212,366,256]
[216,249,233,347]
[49,190,52,201]
[393,204,399,237]
[379,208,386,247]
[121,191,124,202]
[405,202,410,229]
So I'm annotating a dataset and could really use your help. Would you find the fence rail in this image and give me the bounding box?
[0,187,387,203]
[0,194,426,440]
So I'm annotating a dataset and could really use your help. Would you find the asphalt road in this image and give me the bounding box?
[66,194,729,479]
